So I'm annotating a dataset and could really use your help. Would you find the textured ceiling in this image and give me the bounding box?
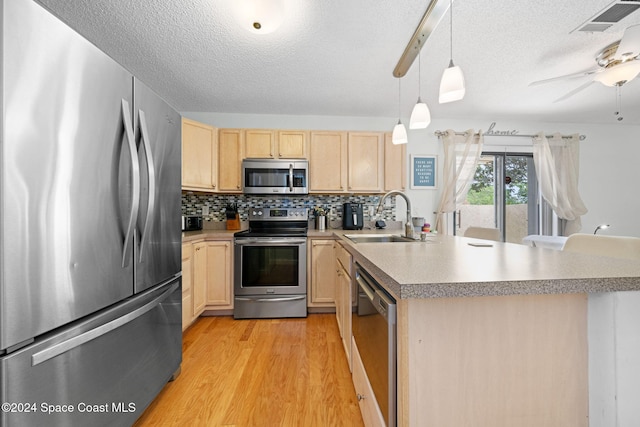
[35,0,640,125]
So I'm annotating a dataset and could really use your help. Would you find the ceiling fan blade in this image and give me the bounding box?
[615,24,640,59]
[529,68,600,86]
[553,80,595,103]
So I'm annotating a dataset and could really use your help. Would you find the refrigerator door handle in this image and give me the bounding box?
[121,99,140,268]
[138,109,156,262]
[31,282,179,366]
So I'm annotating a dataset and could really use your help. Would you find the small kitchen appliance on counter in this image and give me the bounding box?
[182,215,203,231]
[343,203,364,230]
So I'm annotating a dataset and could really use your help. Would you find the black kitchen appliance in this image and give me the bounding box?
[343,203,364,230]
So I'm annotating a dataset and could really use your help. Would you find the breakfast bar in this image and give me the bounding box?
[336,233,640,427]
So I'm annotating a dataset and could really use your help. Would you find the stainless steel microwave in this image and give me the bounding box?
[242,159,309,195]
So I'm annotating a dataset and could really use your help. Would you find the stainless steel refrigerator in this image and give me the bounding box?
[0,0,182,425]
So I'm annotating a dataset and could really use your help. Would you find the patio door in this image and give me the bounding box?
[455,153,539,243]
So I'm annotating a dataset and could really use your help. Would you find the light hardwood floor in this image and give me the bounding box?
[134,314,364,426]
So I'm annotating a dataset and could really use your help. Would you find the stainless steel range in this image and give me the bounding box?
[234,207,309,319]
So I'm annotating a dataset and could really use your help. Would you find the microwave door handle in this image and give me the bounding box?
[289,163,293,192]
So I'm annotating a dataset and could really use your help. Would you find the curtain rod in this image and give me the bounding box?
[434,130,587,141]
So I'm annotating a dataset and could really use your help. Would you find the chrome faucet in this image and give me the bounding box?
[375,190,414,239]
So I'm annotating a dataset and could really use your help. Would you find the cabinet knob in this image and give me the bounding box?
[357,393,365,401]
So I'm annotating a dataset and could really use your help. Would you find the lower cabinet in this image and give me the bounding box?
[308,238,336,308]
[352,337,386,427]
[181,243,193,331]
[335,242,353,370]
[182,238,233,331]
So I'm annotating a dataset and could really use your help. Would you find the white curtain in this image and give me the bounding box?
[435,129,484,233]
[532,133,587,235]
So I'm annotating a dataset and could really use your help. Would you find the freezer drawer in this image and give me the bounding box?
[0,279,182,427]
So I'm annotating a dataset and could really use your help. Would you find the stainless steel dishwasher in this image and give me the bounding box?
[352,263,397,427]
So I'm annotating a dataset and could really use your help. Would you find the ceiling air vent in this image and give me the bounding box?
[572,1,640,33]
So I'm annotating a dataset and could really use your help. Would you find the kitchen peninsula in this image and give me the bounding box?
[333,232,640,427]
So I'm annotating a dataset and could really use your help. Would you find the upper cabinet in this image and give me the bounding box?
[347,132,383,193]
[245,129,308,159]
[309,131,348,193]
[384,132,407,191]
[181,123,405,195]
[182,118,217,191]
[245,129,275,158]
[218,129,244,193]
[277,130,308,158]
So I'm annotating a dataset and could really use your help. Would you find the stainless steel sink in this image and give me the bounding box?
[344,234,416,243]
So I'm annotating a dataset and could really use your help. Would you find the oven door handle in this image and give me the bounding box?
[235,238,307,245]
[235,296,306,303]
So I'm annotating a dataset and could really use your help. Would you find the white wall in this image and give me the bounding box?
[183,112,640,237]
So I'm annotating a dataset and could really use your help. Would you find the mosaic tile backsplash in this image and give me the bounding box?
[182,193,397,225]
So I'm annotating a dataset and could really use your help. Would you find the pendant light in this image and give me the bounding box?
[392,79,408,145]
[409,41,431,129]
[439,0,465,103]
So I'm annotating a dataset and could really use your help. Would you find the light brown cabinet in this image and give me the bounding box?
[182,118,217,191]
[310,131,386,193]
[192,241,208,317]
[245,129,276,158]
[218,129,244,192]
[277,130,308,158]
[384,132,407,191]
[347,132,384,193]
[335,242,353,370]
[204,240,233,309]
[352,337,386,427]
[309,131,348,193]
[307,238,336,308]
[181,243,194,331]
[245,129,308,159]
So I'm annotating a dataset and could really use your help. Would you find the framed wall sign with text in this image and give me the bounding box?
[411,155,437,189]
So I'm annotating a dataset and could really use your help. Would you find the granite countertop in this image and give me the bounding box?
[181,228,240,242]
[333,232,640,300]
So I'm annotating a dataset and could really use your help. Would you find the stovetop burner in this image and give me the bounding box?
[235,207,309,238]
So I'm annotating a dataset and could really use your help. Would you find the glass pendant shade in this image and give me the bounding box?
[409,97,431,129]
[439,61,466,103]
[392,120,408,145]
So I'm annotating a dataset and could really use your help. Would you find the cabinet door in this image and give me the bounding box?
[384,132,407,191]
[192,242,208,318]
[181,243,194,331]
[348,132,383,193]
[182,118,217,190]
[218,129,244,192]
[352,338,386,427]
[205,241,233,308]
[308,239,336,307]
[309,131,347,193]
[278,130,308,158]
[245,129,275,159]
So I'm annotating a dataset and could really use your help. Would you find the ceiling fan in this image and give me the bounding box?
[530,24,640,104]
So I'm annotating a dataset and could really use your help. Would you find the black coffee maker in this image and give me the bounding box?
[343,203,364,230]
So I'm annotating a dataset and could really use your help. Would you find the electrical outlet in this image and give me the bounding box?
[202,205,210,216]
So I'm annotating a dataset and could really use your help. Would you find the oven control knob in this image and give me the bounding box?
[257,211,263,216]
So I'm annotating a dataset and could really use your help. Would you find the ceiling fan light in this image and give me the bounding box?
[392,120,408,145]
[409,98,431,129]
[595,61,640,86]
[439,62,466,103]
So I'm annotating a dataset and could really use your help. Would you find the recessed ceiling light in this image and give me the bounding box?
[235,0,285,34]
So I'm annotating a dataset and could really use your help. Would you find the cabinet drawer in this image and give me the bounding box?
[336,242,352,276]
[352,337,386,427]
